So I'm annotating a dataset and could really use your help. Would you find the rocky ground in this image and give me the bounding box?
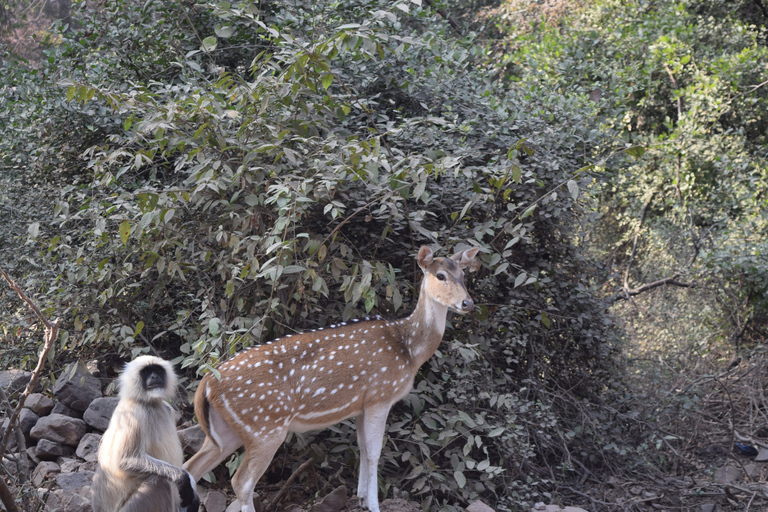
[5,359,765,512]
[0,361,590,512]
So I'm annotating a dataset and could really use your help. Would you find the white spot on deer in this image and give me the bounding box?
[312,387,326,396]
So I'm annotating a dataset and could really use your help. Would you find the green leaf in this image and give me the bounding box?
[488,427,505,437]
[202,36,217,52]
[137,193,159,213]
[511,164,521,183]
[567,179,579,200]
[119,220,131,245]
[321,74,333,90]
[541,311,551,328]
[625,146,646,159]
[134,321,144,337]
[453,471,466,488]
[214,25,235,38]
[521,205,536,219]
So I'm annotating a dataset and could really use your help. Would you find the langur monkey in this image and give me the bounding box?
[92,355,199,512]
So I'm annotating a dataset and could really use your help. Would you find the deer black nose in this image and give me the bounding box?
[462,299,474,312]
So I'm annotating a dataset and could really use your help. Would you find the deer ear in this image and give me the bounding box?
[451,246,480,270]
[417,246,434,271]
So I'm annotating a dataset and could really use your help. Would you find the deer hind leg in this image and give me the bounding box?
[184,405,244,482]
[356,404,390,512]
[231,428,288,512]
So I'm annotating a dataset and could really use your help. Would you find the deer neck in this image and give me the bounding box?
[401,279,448,366]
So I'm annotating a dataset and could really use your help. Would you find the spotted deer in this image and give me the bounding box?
[184,245,480,512]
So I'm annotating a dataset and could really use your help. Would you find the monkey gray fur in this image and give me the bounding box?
[92,355,199,512]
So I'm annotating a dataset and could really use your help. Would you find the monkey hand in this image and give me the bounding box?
[178,471,200,512]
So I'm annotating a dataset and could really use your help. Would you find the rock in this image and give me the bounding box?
[51,488,93,512]
[226,498,263,512]
[20,407,40,443]
[744,463,760,478]
[179,424,206,455]
[701,504,715,512]
[52,401,83,419]
[25,393,55,416]
[76,433,101,462]
[714,465,742,484]
[32,461,61,487]
[380,499,420,511]
[40,488,62,511]
[531,505,588,512]
[56,471,95,492]
[467,501,495,512]
[27,446,41,465]
[59,458,80,473]
[83,397,119,431]
[202,489,228,512]
[1,418,18,451]
[0,369,33,394]
[309,486,347,512]
[81,460,98,472]
[755,448,768,462]
[53,361,102,412]
[35,439,76,460]
[30,413,87,447]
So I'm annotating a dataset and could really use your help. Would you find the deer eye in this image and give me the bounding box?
[436,273,446,281]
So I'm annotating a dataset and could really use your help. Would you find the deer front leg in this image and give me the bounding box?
[357,404,391,512]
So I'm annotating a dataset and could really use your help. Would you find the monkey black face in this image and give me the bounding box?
[140,364,167,393]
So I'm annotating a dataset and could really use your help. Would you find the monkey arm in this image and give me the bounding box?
[121,455,199,510]
[121,454,191,484]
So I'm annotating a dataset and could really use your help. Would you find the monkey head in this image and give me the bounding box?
[119,355,178,403]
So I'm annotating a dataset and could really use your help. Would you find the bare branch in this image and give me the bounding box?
[0,267,60,512]
[615,277,698,301]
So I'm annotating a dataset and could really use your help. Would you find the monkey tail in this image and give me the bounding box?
[193,374,215,446]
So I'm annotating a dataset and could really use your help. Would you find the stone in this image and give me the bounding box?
[380,499,420,511]
[56,470,95,492]
[202,489,228,512]
[51,488,93,512]
[179,424,206,455]
[40,488,62,511]
[714,465,742,484]
[225,498,263,512]
[76,433,101,462]
[35,439,76,460]
[53,361,102,412]
[52,401,83,419]
[308,485,347,512]
[27,446,41,465]
[755,447,768,462]
[1,418,18,451]
[25,393,55,416]
[0,369,33,394]
[467,501,495,512]
[20,407,40,443]
[80,460,98,472]
[83,397,119,431]
[32,461,61,487]
[30,413,87,446]
[530,506,588,512]
[59,458,80,473]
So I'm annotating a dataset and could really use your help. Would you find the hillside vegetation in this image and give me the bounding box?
[1,0,768,510]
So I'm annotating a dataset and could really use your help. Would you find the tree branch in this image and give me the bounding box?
[615,277,698,301]
[0,267,60,512]
[422,0,463,36]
